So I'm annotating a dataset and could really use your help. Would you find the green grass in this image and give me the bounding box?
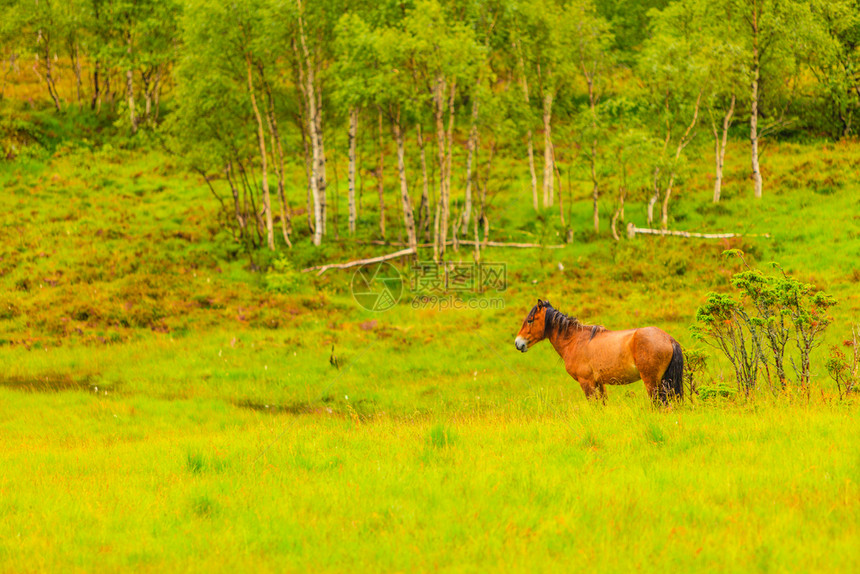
[1,392,857,572]
[0,120,859,571]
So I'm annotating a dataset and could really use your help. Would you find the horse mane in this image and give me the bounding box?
[541,302,605,339]
[543,302,581,337]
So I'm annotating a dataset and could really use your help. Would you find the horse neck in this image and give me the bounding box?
[544,314,587,358]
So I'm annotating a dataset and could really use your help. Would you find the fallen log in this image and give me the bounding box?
[458,240,565,249]
[627,223,770,240]
[358,239,565,249]
[301,248,416,276]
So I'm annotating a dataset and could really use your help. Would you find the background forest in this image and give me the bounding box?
[1,1,859,572]
[3,0,860,255]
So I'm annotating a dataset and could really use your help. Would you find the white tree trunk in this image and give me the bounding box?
[126,71,136,132]
[417,124,430,240]
[307,106,322,245]
[316,90,327,234]
[432,203,441,263]
[527,132,538,211]
[713,94,735,203]
[348,107,358,235]
[647,167,660,226]
[542,91,554,208]
[69,40,82,104]
[462,96,479,232]
[585,70,598,233]
[245,56,274,250]
[126,33,137,133]
[517,43,538,210]
[296,0,322,245]
[433,76,449,261]
[299,118,314,234]
[377,108,386,238]
[262,71,291,248]
[751,14,762,199]
[225,161,246,234]
[662,92,702,230]
[153,66,162,120]
[445,81,456,221]
[393,110,417,253]
[611,204,621,241]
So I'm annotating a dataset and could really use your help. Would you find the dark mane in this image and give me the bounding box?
[543,302,582,337]
[537,301,606,338]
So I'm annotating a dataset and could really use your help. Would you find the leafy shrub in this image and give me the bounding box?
[692,251,836,394]
[683,348,708,397]
[661,253,688,276]
[94,143,123,164]
[699,384,737,401]
[264,255,302,294]
[825,327,859,399]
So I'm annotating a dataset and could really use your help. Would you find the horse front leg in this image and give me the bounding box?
[577,378,599,401]
[596,383,607,405]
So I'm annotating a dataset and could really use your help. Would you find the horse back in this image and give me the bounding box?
[579,328,640,380]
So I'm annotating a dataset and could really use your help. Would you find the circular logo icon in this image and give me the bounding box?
[351,262,403,312]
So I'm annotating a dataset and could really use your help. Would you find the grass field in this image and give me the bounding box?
[2,393,857,572]
[1,110,859,571]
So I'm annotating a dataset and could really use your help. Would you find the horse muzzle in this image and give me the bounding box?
[515,337,528,353]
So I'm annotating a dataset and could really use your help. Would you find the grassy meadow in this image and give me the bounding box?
[1,110,859,572]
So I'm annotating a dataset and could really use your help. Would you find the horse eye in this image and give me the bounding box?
[527,319,533,325]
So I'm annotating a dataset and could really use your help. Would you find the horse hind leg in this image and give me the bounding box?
[648,341,685,405]
[641,377,663,405]
[632,330,675,406]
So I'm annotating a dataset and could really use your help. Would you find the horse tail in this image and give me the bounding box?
[661,338,684,402]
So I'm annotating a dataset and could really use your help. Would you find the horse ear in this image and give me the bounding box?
[537,299,543,309]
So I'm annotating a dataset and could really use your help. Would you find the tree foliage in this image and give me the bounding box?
[1,0,857,251]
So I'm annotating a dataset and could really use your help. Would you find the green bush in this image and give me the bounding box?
[692,251,837,394]
[264,255,302,294]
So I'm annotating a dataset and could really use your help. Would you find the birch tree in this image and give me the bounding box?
[294,0,324,245]
[376,25,423,254]
[513,34,539,211]
[640,4,709,229]
[728,0,812,199]
[806,0,860,139]
[698,1,745,204]
[517,0,578,210]
[333,13,379,236]
[279,0,343,244]
[406,0,478,261]
[242,44,274,250]
[174,0,270,253]
[7,0,64,111]
[570,1,612,233]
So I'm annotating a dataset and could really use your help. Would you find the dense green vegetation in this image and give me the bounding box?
[1,0,859,571]
[3,0,860,252]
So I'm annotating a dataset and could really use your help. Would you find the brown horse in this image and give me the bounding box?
[514,299,683,404]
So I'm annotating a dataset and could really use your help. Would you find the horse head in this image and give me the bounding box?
[515,299,551,352]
